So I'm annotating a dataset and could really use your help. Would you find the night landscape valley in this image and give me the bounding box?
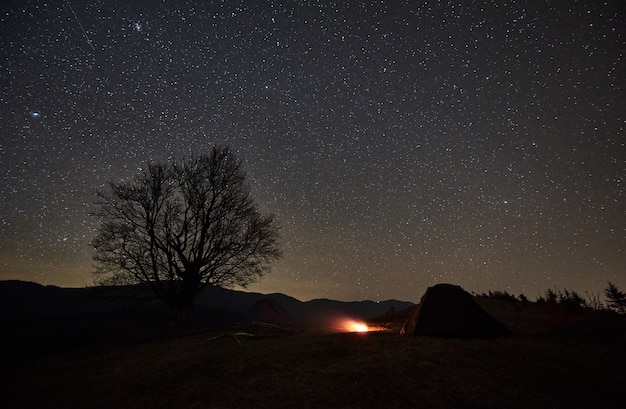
[2,280,626,409]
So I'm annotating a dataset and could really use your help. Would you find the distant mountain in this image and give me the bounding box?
[0,280,413,361]
[194,285,414,323]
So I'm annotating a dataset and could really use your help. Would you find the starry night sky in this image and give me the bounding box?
[1,0,624,302]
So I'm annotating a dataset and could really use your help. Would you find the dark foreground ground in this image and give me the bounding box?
[2,302,625,409]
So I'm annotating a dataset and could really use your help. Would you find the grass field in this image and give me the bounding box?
[3,302,625,409]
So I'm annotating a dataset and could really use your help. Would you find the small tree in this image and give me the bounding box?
[538,288,558,304]
[604,281,626,314]
[558,288,587,312]
[92,146,282,325]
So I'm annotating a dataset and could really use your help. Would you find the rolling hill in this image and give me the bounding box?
[0,280,413,360]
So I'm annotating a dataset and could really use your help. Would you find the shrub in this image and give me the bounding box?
[487,290,517,303]
[558,288,587,312]
[584,291,605,311]
[537,288,587,312]
[537,288,558,304]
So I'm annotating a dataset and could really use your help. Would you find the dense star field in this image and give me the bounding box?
[1,0,624,301]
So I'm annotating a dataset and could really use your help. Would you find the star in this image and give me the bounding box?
[1,0,624,302]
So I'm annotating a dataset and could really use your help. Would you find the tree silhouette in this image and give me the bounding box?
[92,146,282,325]
[604,281,626,314]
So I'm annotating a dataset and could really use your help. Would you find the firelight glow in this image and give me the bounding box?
[344,320,369,333]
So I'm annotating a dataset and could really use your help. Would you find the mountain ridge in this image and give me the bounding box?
[0,280,414,360]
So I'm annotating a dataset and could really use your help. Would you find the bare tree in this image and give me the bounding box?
[92,146,282,325]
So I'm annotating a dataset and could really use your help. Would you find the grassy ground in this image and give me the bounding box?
[3,303,625,409]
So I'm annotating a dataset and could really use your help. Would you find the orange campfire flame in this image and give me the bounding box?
[344,320,369,332]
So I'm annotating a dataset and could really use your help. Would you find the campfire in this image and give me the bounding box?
[344,320,369,332]
[336,319,389,333]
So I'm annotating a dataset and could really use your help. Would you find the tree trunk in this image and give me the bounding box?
[170,278,198,328]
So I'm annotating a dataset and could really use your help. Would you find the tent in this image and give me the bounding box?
[400,283,511,338]
[245,298,293,327]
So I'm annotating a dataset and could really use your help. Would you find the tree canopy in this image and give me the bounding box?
[91,146,281,323]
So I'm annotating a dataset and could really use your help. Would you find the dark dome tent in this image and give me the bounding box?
[245,298,293,327]
[401,284,511,339]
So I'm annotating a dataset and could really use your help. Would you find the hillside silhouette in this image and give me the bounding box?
[0,280,412,360]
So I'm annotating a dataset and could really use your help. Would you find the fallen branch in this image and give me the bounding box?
[207,332,256,346]
[207,322,298,345]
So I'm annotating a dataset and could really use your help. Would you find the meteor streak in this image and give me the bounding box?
[66,0,95,50]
